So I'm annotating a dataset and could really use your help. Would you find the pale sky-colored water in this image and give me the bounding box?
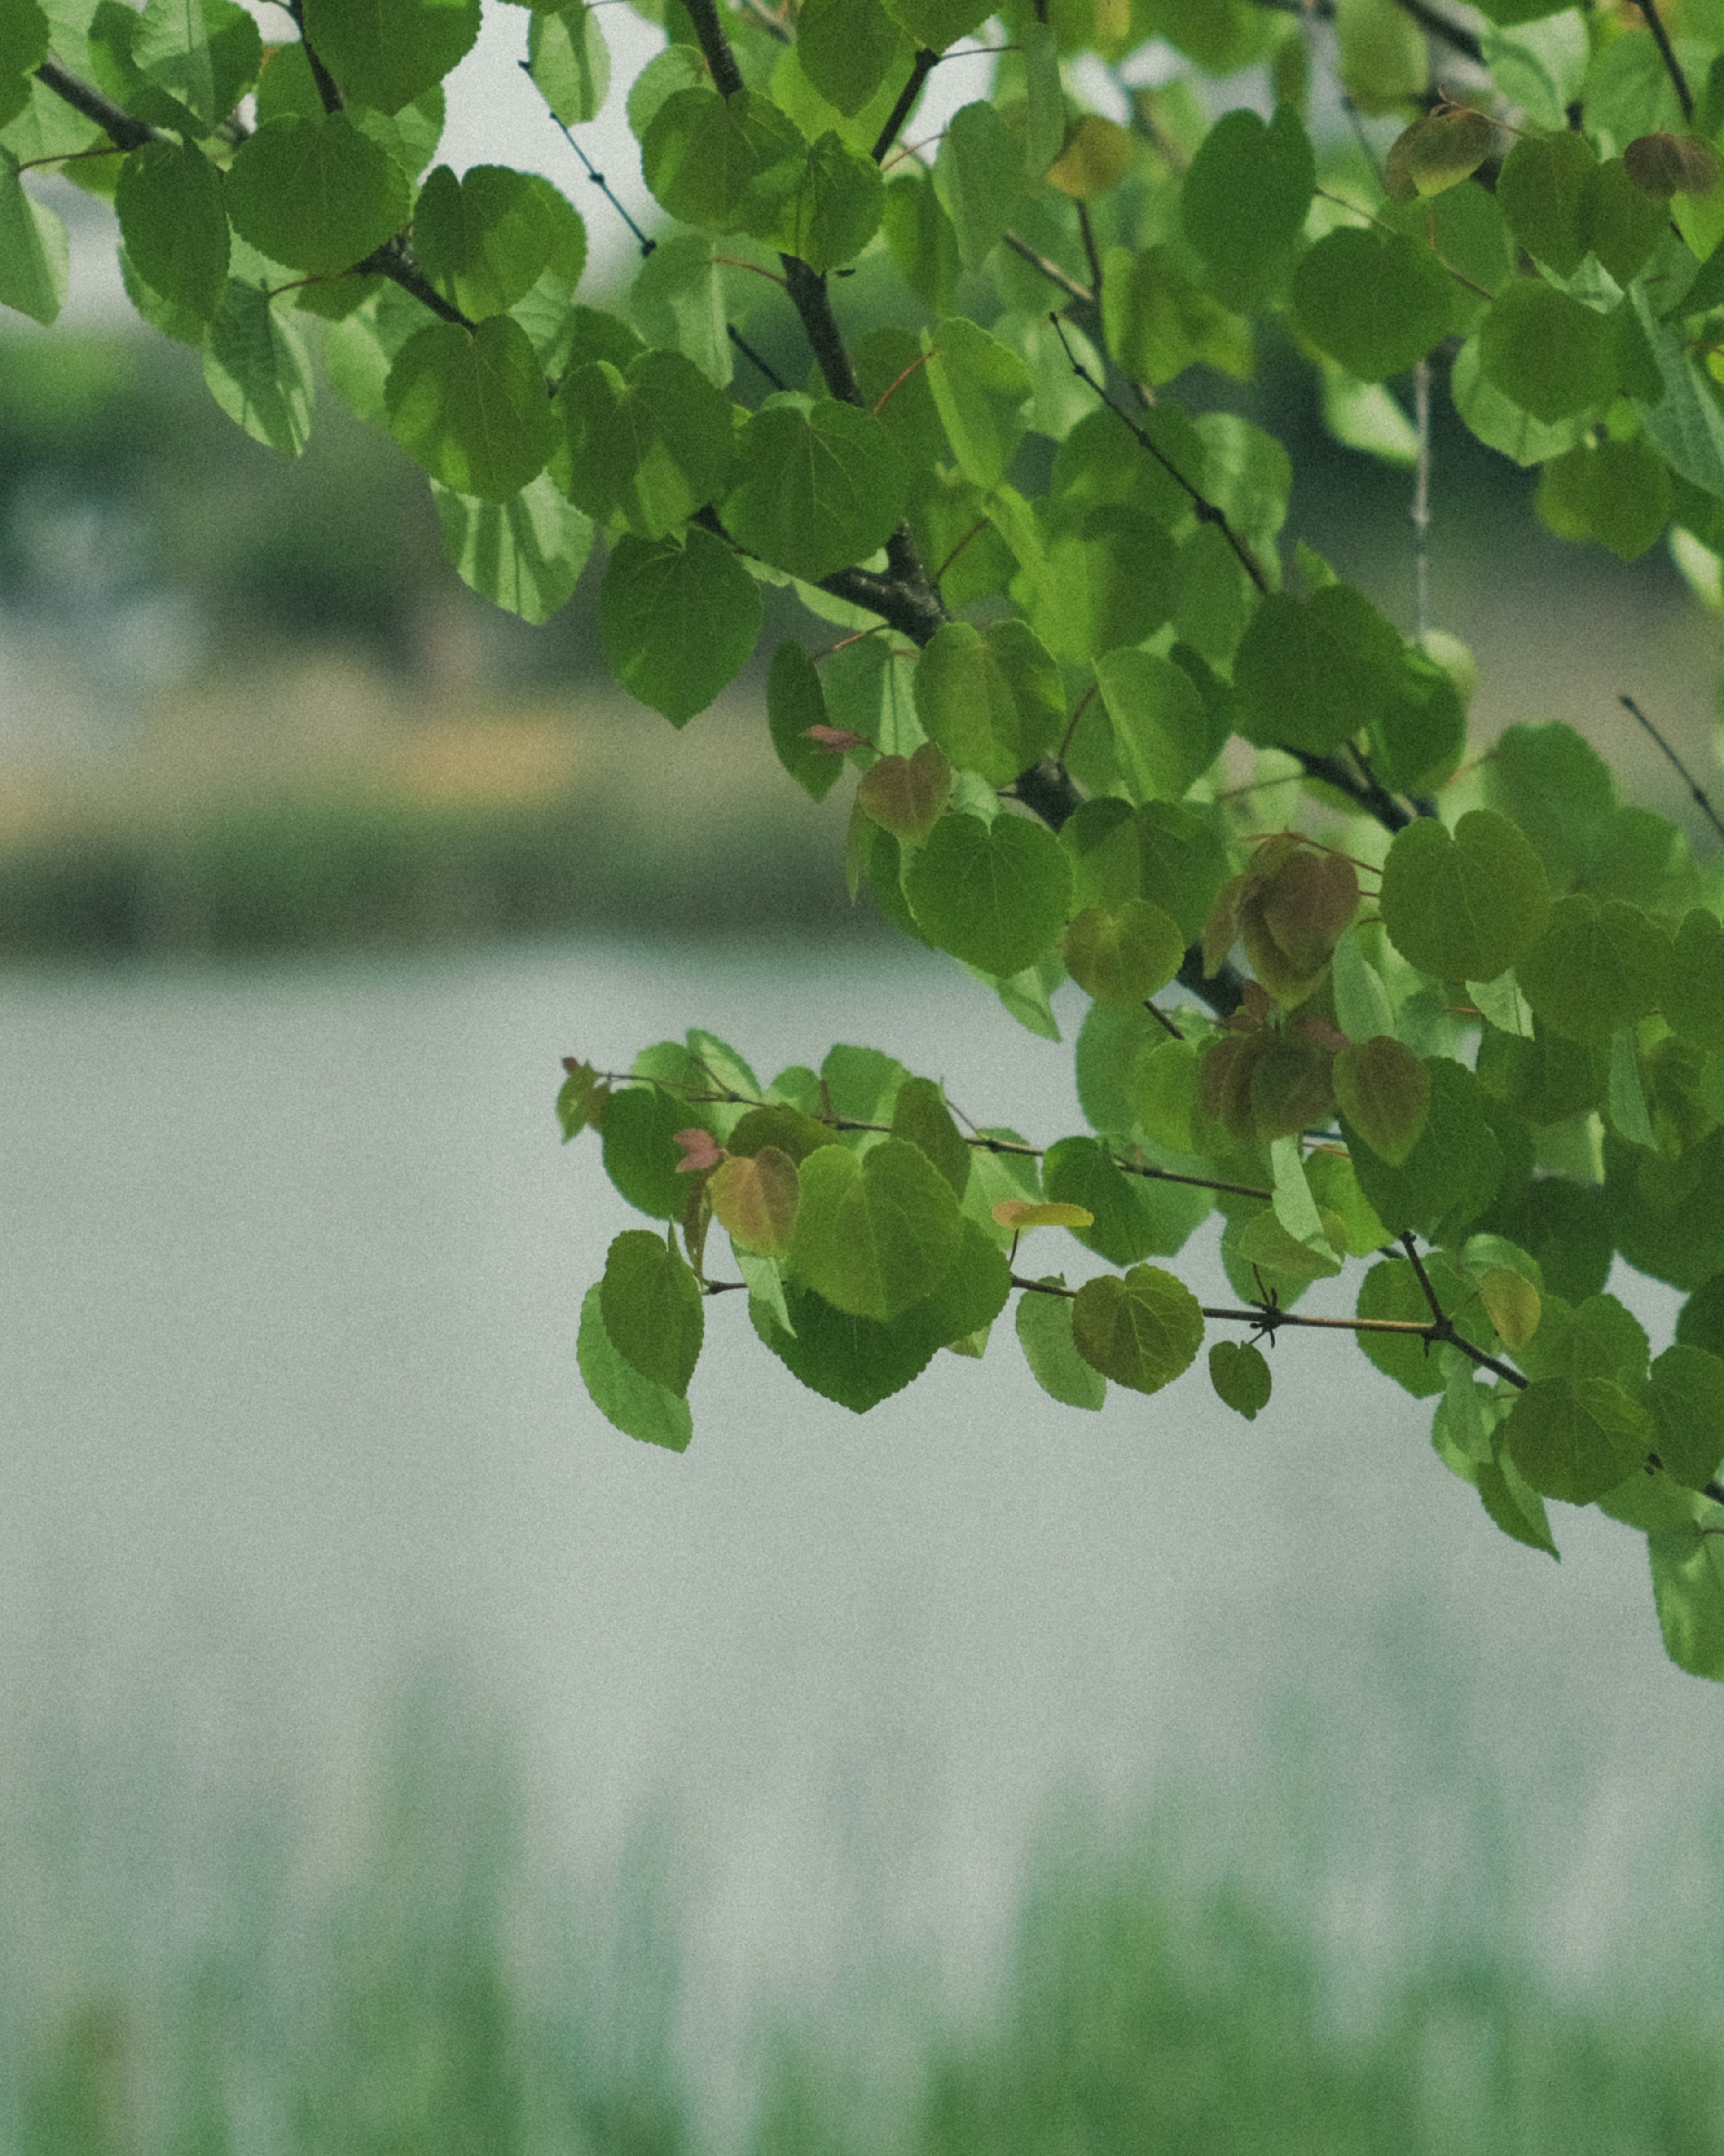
[1,939,1719,2041]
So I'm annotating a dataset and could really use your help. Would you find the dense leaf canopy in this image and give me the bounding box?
[22,0,1724,1679]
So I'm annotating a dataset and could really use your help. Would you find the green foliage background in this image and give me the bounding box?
[8,0,1724,1675]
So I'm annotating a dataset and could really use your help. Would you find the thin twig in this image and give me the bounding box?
[1244,0,1483,66]
[728,324,788,390]
[1412,357,1431,644]
[1619,695,1724,843]
[1634,0,1695,121]
[1056,683,1098,765]
[1047,314,1271,594]
[519,61,658,257]
[1003,231,1096,309]
[1075,201,1105,307]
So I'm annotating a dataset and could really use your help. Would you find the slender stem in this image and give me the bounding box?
[1056,683,1097,765]
[932,515,989,589]
[728,324,788,391]
[1619,695,1724,845]
[521,63,659,258]
[1288,746,1416,833]
[1412,357,1431,645]
[1047,314,1271,595]
[1075,201,1105,306]
[1634,0,1694,122]
[1144,1002,1185,1041]
[1003,230,1096,310]
[872,48,939,164]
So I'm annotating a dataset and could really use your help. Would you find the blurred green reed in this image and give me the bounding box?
[4,1688,1722,2156]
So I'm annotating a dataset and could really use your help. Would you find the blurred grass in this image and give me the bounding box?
[5,1711,1723,2156]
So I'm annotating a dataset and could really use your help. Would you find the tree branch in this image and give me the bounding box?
[1245,0,1483,67]
[1289,747,1416,833]
[872,48,938,163]
[1633,0,1694,122]
[35,58,158,150]
[1619,695,1724,845]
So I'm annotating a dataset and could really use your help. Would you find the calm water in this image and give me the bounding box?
[1,939,1719,2019]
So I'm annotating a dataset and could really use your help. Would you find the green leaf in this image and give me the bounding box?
[1630,286,1724,501]
[431,473,592,625]
[1335,0,1425,111]
[1649,1341,1724,1491]
[1042,1137,1159,1266]
[796,0,902,117]
[558,348,734,540]
[1449,333,1588,466]
[600,1227,704,1394]
[879,0,988,55]
[386,315,555,502]
[642,87,805,238]
[1034,507,1179,667]
[1504,1374,1652,1505]
[932,97,1020,270]
[0,147,63,325]
[1536,435,1671,561]
[1232,583,1404,757]
[1478,280,1614,425]
[1182,104,1313,307]
[1072,1263,1205,1394]
[1017,1284,1107,1410]
[1495,128,1596,277]
[1380,810,1550,983]
[1517,894,1670,1044]
[300,0,480,115]
[1061,902,1184,1012]
[1356,1252,1482,1397]
[528,0,609,126]
[226,115,410,278]
[1095,646,1223,803]
[0,0,46,82]
[906,811,1073,976]
[602,1084,700,1220]
[768,640,842,802]
[756,1219,1007,1410]
[1291,226,1452,381]
[577,1282,693,1451]
[1102,241,1252,389]
[1582,157,1667,286]
[1667,908,1724,1052]
[414,163,564,320]
[914,618,1062,786]
[790,1135,963,1321]
[1649,1504,1724,1678]
[202,280,314,456]
[722,396,906,582]
[1209,1338,1272,1420]
[891,1074,971,1196]
[1385,109,1495,203]
[1477,1452,1560,1556]
[112,138,225,324]
[1343,1057,1502,1243]
[921,314,1034,493]
[1481,11,1587,131]
[882,170,960,316]
[132,0,258,126]
[600,525,764,727]
[776,131,884,273]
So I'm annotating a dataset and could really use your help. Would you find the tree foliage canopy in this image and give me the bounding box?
[15,0,1724,1677]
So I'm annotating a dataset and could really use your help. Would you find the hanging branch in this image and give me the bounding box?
[1634,0,1695,122]
[1047,314,1271,595]
[1619,696,1724,844]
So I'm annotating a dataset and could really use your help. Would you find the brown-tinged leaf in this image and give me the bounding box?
[806,723,865,750]
[1243,848,1359,1002]
[992,1199,1096,1231]
[1062,899,1186,1010]
[1625,132,1721,198]
[857,741,954,842]
[1247,1032,1334,1141]
[709,1144,800,1255]
[1202,869,1251,979]
[1045,114,1135,200]
[1198,1031,1265,1145]
[1333,1035,1429,1165]
[1384,108,1494,204]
